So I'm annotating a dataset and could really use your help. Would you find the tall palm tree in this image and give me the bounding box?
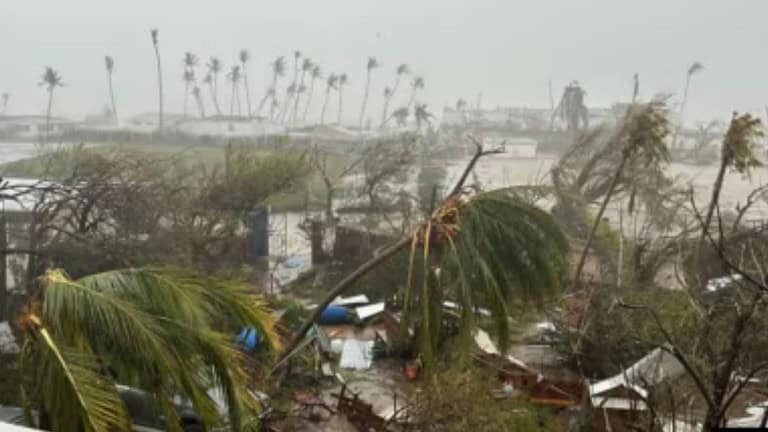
[255,56,285,118]
[206,56,224,116]
[358,57,379,130]
[1,92,9,114]
[39,67,63,145]
[337,73,348,125]
[203,73,217,117]
[381,63,409,127]
[16,268,278,431]
[104,56,118,124]
[291,58,313,123]
[303,65,322,122]
[392,106,409,128]
[150,29,163,131]
[182,52,199,117]
[319,73,337,125]
[407,76,424,109]
[227,65,242,116]
[239,50,253,119]
[672,61,704,148]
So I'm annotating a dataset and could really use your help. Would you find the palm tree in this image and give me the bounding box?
[255,56,285,118]
[39,67,63,145]
[319,73,337,125]
[1,92,9,114]
[192,85,206,118]
[407,76,424,109]
[104,56,118,124]
[203,73,217,116]
[572,101,670,288]
[359,57,379,130]
[276,145,568,369]
[337,73,348,125]
[381,63,409,127]
[414,103,434,131]
[279,83,296,123]
[239,50,253,119]
[16,267,279,431]
[673,61,704,148]
[182,52,199,117]
[696,113,763,264]
[291,58,313,123]
[227,65,242,116]
[150,29,163,131]
[302,65,322,122]
[206,56,224,116]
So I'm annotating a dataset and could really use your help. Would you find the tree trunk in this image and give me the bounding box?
[44,90,53,145]
[183,82,190,117]
[242,67,252,119]
[195,90,206,118]
[337,88,344,125]
[153,44,164,132]
[255,75,277,117]
[572,154,629,287]
[380,75,401,128]
[107,72,118,124]
[302,78,317,122]
[230,82,236,116]
[359,71,371,130]
[697,157,728,261]
[212,74,222,116]
[279,88,294,124]
[292,72,307,124]
[320,88,331,125]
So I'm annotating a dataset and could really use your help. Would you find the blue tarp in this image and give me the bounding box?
[235,327,261,352]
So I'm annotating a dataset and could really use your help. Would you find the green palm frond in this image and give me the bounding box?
[403,190,568,365]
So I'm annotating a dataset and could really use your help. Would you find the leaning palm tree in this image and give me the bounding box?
[696,113,763,263]
[291,58,313,123]
[279,83,296,124]
[39,67,63,145]
[206,57,224,116]
[227,65,242,116]
[150,29,163,131]
[572,100,671,288]
[392,106,409,128]
[275,141,568,369]
[1,92,9,114]
[380,63,409,127]
[406,76,424,109]
[672,61,704,148]
[16,267,279,431]
[239,50,253,119]
[104,56,118,124]
[182,52,199,117]
[319,73,337,125]
[302,65,322,122]
[358,57,379,130]
[336,73,348,125]
[191,85,206,118]
[255,56,285,118]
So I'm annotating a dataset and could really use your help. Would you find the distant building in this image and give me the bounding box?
[0,115,77,140]
[127,112,188,132]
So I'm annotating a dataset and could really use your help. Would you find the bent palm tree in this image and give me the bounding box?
[392,106,409,128]
[279,83,296,124]
[337,73,348,125]
[381,63,409,127]
[104,56,118,124]
[206,57,224,116]
[291,58,312,123]
[239,50,253,119]
[1,92,9,114]
[256,56,285,118]
[359,57,379,130]
[277,141,568,369]
[192,85,206,118]
[319,73,337,125]
[302,65,321,122]
[672,61,704,148]
[39,67,63,145]
[414,103,434,131]
[17,268,279,432]
[150,29,163,131]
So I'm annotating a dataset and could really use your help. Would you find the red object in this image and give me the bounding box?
[405,365,418,381]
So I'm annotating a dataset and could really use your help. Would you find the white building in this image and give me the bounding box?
[0,115,76,140]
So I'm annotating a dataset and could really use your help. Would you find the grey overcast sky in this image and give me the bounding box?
[1,0,766,124]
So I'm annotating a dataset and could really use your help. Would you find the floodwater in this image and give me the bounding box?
[0,142,39,166]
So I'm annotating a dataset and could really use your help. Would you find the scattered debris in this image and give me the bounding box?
[339,340,374,370]
[355,302,385,321]
[706,273,743,292]
[331,295,371,307]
